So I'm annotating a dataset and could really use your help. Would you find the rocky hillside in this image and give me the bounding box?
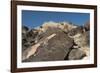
[22,21,90,62]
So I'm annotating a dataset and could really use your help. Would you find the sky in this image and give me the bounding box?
[22,10,90,29]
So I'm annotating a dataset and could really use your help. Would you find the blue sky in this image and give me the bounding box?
[22,10,90,29]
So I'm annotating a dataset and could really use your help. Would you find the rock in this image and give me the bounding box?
[22,21,90,62]
[38,21,77,34]
[26,29,38,38]
[22,27,39,51]
[73,31,90,47]
[68,26,83,37]
[67,26,89,47]
[84,21,90,31]
[67,26,90,60]
[22,26,29,42]
[68,48,86,60]
[23,28,74,62]
[79,46,90,60]
[22,26,29,34]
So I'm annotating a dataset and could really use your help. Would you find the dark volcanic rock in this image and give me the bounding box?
[23,28,74,62]
[68,48,86,60]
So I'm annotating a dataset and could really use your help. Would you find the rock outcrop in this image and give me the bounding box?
[22,21,90,62]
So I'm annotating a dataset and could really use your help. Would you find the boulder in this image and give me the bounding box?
[68,48,86,60]
[23,28,74,62]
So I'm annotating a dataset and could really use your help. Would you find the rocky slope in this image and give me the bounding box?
[22,21,90,62]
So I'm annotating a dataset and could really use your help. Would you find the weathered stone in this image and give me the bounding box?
[67,26,90,47]
[23,28,74,62]
[84,21,90,31]
[22,28,39,51]
[22,26,29,34]
[73,31,90,47]
[67,26,83,37]
[68,48,86,60]
[22,21,90,62]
